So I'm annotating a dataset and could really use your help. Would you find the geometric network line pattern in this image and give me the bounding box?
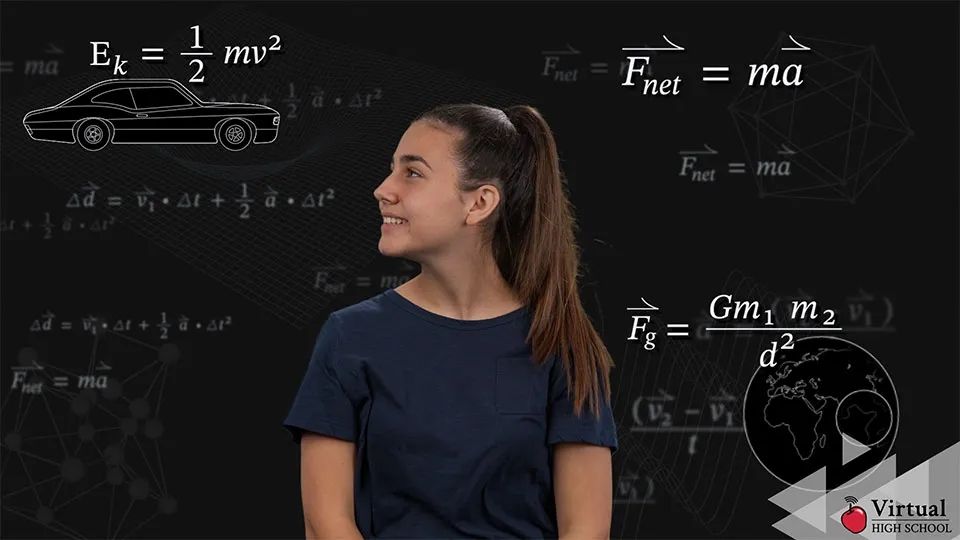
[2,318,179,539]
[730,33,913,202]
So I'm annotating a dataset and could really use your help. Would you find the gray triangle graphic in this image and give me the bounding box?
[768,457,898,539]
[793,489,827,532]
[837,453,897,493]
[924,442,960,540]
[769,466,826,513]
[773,512,827,540]
[828,455,898,539]
[842,434,871,465]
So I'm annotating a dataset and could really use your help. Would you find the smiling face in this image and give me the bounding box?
[374,120,474,260]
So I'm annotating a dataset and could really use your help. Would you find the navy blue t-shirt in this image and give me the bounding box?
[284,289,618,539]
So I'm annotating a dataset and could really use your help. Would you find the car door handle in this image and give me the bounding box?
[136,113,148,118]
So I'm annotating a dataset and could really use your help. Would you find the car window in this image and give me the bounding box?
[91,88,136,109]
[130,87,193,109]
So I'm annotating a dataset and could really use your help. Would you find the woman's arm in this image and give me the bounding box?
[553,442,613,540]
[300,433,364,540]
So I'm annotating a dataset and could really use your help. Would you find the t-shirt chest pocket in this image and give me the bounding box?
[495,357,547,415]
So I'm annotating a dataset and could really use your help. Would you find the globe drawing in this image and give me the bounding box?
[837,389,893,447]
[743,335,898,491]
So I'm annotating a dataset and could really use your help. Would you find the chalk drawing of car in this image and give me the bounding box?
[22,78,280,151]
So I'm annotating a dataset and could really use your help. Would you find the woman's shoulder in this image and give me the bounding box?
[329,291,395,328]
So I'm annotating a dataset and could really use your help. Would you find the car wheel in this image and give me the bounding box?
[76,119,110,151]
[218,119,253,151]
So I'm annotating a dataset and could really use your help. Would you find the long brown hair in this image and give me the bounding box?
[416,103,613,417]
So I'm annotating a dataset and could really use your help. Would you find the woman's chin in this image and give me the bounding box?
[378,240,405,258]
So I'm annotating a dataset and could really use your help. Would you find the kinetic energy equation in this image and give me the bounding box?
[90,25,282,83]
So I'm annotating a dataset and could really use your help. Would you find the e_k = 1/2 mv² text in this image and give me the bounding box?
[90,25,283,82]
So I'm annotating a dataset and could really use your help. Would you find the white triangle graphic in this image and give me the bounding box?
[794,489,827,532]
[842,434,871,465]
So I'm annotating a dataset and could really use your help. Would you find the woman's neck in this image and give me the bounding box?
[396,251,522,321]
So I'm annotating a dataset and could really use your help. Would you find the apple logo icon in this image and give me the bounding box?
[841,496,868,534]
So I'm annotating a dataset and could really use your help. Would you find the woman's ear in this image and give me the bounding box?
[465,183,501,226]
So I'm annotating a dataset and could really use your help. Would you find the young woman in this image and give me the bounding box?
[284,103,617,539]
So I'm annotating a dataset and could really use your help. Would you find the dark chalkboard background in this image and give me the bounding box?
[2,1,958,538]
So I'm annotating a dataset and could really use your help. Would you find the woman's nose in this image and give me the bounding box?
[374,174,399,202]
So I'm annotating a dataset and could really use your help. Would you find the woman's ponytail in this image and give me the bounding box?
[504,105,613,417]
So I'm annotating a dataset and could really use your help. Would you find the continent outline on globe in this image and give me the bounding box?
[743,335,899,492]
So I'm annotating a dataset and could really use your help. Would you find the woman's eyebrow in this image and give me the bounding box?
[392,154,433,170]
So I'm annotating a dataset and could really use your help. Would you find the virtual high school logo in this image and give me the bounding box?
[844,495,953,536]
[841,497,867,533]
[748,340,960,540]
